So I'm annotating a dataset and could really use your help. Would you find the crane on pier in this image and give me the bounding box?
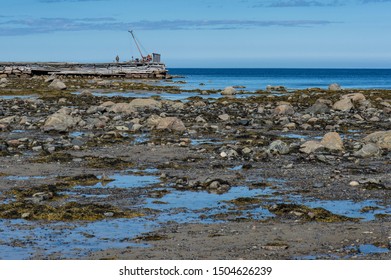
[128,30,152,62]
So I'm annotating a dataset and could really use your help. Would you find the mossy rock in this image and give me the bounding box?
[32,152,74,163]
[225,197,262,206]
[269,203,358,222]
[85,156,134,169]
[0,201,143,221]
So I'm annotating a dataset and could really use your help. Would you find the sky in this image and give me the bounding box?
[0,0,391,68]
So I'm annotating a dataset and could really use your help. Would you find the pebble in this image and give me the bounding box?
[220,151,227,158]
[349,181,360,187]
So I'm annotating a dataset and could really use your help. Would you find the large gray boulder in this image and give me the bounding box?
[321,132,344,151]
[305,102,330,114]
[273,104,295,116]
[48,79,67,90]
[129,98,161,110]
[363,130,391,150]
[354,143,381,158]
[156,117,186,132]
[300,141,325,154]
[332,98,353,112]
[267,140,290,155]
[108,103,135,115]
[328,83,341,91]
[42,113,80,132]
[221,86,236,96]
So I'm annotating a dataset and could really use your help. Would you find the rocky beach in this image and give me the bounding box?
[0,74,390,259]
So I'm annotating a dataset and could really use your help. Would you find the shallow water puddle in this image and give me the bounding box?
[303,199,391,221]
[63,171,160,199]
[356,244,390,254]
[73,91,258,101]
[132,133,150,144]
[0,218,155,259]
[145,186,279,223]
[3,175,48,181]
[0,95,36,100]
[69,131,85,138]
[295,244,390,260]
[190,138,224,146]
[2,171,390,259]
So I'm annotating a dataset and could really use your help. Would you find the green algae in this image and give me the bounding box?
[269,203,359,222]
[0,201,143,221]
[84,156,134,169]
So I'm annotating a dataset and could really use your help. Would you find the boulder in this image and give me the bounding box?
[300,141,325,154]
[0,116,18,124]
[218,114,230,121]
[363,130,391,150]
[156,117,186,132]
[273,104,295,116]
[321,132,344,151]
[42,113,80,132]
[354,143,382,158]
[305,102,330,114]
[108,103,135,115]
[221,86,236,96]
[342,93,366,102]
[328,83,341,91]
[266,85,287,92]
[146,114,163,127]
[267,140,290,155]
[129,98,161,110]
[80,89,93,97]
[0,77,8,84]
[48,79,67,90]
[100,101,115,108]
[332,98,353,112]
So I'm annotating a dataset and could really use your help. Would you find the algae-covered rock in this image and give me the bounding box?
[269,203,358,222]
[0,201,143,221]
[321,132,344,151]
[221,86,236,96]
[48,79,67,90]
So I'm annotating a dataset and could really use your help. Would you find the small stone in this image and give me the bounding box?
[283,163,293,169]
[218,114,230,121]
[48,79,67,90]
[284,123,296,130]
[321,132,344,151]
[156,117,186,132]
[354,143,381,158]
[104,212,114,217]
[32,146,42,152]
[21,213,30,219]
[333,98,353,112]
[268,140,290,155]
[131,123,143,131]
[300,141,325,154]
[220,151,227,158]
[328,83,342,91]
[273,104,295,116]
[242,147,252,154]
[349,181,360,187]
[115,126,129,131]
[313,182,325,188]
[195,116,206,123]
[221,86,236,95]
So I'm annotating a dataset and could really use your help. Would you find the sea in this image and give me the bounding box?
[167,68,391,91]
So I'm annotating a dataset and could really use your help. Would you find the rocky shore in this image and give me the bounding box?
[0,75,390,259]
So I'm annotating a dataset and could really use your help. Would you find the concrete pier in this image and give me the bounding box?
[0,61,169,79]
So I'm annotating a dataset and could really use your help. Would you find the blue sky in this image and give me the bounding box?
[0,0,390,68]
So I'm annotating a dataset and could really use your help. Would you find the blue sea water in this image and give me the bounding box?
[167,68,391,91]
